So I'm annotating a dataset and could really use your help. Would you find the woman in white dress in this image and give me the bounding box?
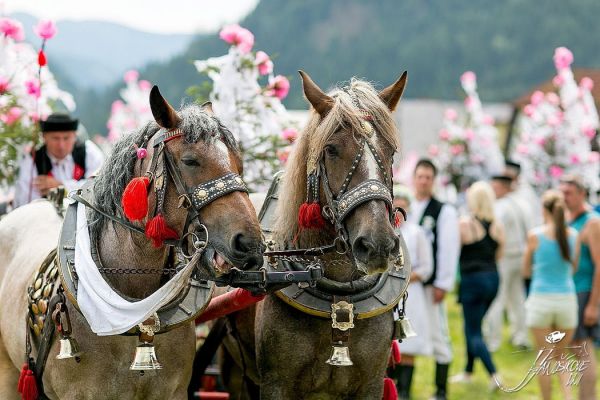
[390,185,434,400]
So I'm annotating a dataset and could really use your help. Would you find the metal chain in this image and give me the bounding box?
[97,267,180,275]
[276,255,350,267]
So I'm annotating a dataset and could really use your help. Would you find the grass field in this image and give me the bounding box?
[407,291,600,400]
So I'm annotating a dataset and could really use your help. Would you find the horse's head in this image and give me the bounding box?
[274,71,407,276]
[94,87,264,275]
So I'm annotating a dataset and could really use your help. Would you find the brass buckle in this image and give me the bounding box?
[394,249,404,272]
[331,301,354,331]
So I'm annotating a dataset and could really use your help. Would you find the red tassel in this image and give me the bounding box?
[17,363,27,393]
[37,50,47,67]
[394,212,402,228]
[21,370,38,400]
[122,177,150,221]
[391,340,401,364]
[383,377,398,400]
[298,202,326,230]
[145,214,179,248]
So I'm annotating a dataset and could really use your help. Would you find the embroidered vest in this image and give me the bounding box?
[419,197,443,286]
[33,141,87,181]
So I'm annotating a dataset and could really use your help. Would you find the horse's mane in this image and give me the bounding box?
[272,78,400,246]
[90,103,239,239]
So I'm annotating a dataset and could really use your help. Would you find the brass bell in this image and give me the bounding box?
[325,344,353,367]
[130,342,163,371]
[56,337,83,360]
[398,318,417,339]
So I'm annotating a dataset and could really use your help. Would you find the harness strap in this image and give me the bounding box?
[69,190,180,247]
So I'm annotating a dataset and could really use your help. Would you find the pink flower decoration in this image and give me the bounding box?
[281,127,298,143]
[516,144,529,155]
[439,129,451,141]
[582,125,597,138]
[460,71,476,84]
[546,92,560,106]
[471,154,484,164]
[553,74,564,87]
[530,90,545,106]
[450,144,464,155]
[589,152,600,162]
[553,47,574,70]
[464,96,475,109]
[428,144,440,156]
[580,77,594,91]
[0,107,23,125]
[111,100,125,113]
[524,104,536,117]
[570,154,581,164]
[277,146,292,164]
[534,136,546,146]
[138,80,152,91]
[0,18,24,41]
[444,108,458,121]
[464,129,475,141]
[265,75,290,100]
[549,165,564,178]
[482,114,495,125]
[25,79,41,98]
[255,51,273,76]
[34,20,57,40]
[547,114,561,127]
[219,24,254,54]
[0,76,9,94]
[124,70,139,84]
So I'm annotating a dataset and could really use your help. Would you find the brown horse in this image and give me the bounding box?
[220,71,408,399]
[0,87,264,399]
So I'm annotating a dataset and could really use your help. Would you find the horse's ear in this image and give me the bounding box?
[201,101,214,114]
[379,71,408,112]
[149,85,181,129]
[299,70,333,117]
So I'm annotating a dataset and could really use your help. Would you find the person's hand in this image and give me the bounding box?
[583,303,599,327]
[433,287,446,304]
[33,175,62,196]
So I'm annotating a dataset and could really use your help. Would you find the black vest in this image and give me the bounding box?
[33,141,86,179]
[418,197,443,286]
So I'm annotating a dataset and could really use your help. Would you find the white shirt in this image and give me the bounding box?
[409,197,460,291]
[495,192,532,258]
[399,222,433,282]
[14,140,104,207]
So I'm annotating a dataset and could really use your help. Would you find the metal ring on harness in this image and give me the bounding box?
[180,225,209,260]
[333,236,349,255]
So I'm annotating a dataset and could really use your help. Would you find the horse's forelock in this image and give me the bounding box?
[273,78,400,245]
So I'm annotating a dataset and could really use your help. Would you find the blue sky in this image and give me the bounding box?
[1,0,258,34]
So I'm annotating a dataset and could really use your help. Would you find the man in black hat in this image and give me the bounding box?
[14,113,104,207]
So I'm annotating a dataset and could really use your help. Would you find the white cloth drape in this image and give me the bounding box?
[75,203,195,336]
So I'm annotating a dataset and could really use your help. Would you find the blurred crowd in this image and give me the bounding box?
[389,158,600,400]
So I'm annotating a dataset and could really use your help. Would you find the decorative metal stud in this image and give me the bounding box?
[216,182,225,189]
[196,189,208,199]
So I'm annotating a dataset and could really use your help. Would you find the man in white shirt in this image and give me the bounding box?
[408,159,460,400]
[14,113,104,207]
[484,175,532,351]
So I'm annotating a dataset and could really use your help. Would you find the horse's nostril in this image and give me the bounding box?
[353,236,376,261]
[353,235,397,260]
[231,232,253,253]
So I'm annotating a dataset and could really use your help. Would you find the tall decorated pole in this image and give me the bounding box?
[193,24,297,191]
[0,17,74,189]
[429,71,504,194]
[513,47,600,194]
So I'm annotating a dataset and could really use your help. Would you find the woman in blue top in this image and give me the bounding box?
[523,190,579,400]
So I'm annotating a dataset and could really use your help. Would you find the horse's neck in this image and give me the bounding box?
[295,231,355,283]
[96,221,170,299]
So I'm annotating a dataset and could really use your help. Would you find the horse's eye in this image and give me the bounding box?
[182,158,200,167]
[324,145,339,158]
